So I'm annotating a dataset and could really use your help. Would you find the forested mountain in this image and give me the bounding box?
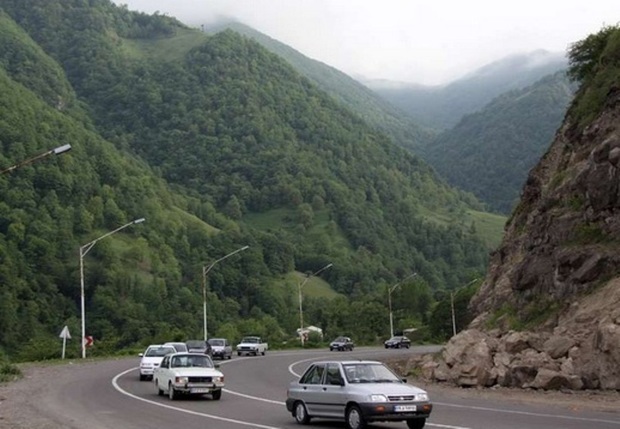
[0,0,499,360]
[368,51,567,131]
[203,20,434,149]
[419,71,576,214]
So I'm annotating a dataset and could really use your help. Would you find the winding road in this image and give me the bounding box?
[27,346,620,429]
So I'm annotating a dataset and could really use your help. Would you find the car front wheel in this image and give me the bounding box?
[168,383,177,400]
[212,389,222,400]
[346,405,366,429]
[294,401,311,424]
[407,418,426,429]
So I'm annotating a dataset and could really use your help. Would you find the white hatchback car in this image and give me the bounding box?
[154,352,225,400]
[138,344,176,381]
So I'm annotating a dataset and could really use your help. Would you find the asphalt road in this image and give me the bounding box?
[42,346,620,429]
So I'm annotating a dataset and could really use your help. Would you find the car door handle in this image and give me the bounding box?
[322,387,327,391]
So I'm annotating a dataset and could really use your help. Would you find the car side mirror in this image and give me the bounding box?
[402,378,407,383]
[138,353,144,357]
[214,363,220,369]
[330,378,345,386]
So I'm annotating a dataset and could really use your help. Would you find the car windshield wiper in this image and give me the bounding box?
[373,379,397,383]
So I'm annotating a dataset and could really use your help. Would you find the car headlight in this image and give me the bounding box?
[369,394,388,402]
[213,376,224,382]
[417,393,429,401]
[175,376,189,384]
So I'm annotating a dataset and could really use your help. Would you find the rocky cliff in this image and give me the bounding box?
[423,27,620,390]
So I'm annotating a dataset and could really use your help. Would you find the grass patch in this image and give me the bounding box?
[120,28,208,62]
[572,223,607,244]
[274,271,342,299]
[486,298,560,331]
[465,209,506,249]
[0,362,22,383]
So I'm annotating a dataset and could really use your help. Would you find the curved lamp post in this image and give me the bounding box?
[298,263,333,346]
[388,272,417,338]
[451,277,480,337]
[202,245,249,341]
[79,217,145,358]
[1,144,71,175]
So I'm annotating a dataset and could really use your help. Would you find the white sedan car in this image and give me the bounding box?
[154,352,225,400]
[139,344,176,381]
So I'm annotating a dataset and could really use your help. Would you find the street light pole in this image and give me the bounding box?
[202,245,249,341]
[79,217,145,359]
[1,144,71,175]
[298,263,333,346]
[388,273,417,338]
[450,277,480,337]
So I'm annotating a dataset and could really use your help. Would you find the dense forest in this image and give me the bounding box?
[420,71,576,214]
[0,0,493,361]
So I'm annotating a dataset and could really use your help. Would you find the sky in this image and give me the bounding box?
[112,1,619,85]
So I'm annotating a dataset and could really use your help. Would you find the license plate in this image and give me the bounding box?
[191,388,210,394]
[394,405,417,412]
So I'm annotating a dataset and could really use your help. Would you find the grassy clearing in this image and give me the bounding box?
[274,272,342,300]
[465,209,506,249]
[120,28,208,62]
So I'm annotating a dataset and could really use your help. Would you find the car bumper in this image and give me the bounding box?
[140,367,155,375]
[173,382,225,394]
[285,398,296,412]
[359,402,432,422]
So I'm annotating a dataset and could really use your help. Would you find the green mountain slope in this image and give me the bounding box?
[0,0,502,358]
[421,71,576,214]
[204,20,434,149]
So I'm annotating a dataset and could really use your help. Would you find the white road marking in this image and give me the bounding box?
[434,401,620,425]
[112,367,280,429]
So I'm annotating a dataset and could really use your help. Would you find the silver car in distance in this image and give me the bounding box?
[286,360,432,429]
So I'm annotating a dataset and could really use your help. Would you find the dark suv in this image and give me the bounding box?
[384,335,411,349]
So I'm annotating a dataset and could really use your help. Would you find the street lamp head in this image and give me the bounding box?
[53,144,72,155]
[133,218,146,224]
[241,245,250,251]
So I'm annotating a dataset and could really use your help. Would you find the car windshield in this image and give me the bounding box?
[145,346,175,357]
[389,337,402,341]
[333,337,346,342]
[343,363,401,383]
[170,354,214,368]
[186,341,206,349]
[241,337,259,343]
[208,339,224,346]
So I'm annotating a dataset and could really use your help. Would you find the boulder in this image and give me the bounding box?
[543,335,575,359]
[532,369,575,390]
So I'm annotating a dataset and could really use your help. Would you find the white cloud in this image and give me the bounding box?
[113,0,619,85]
